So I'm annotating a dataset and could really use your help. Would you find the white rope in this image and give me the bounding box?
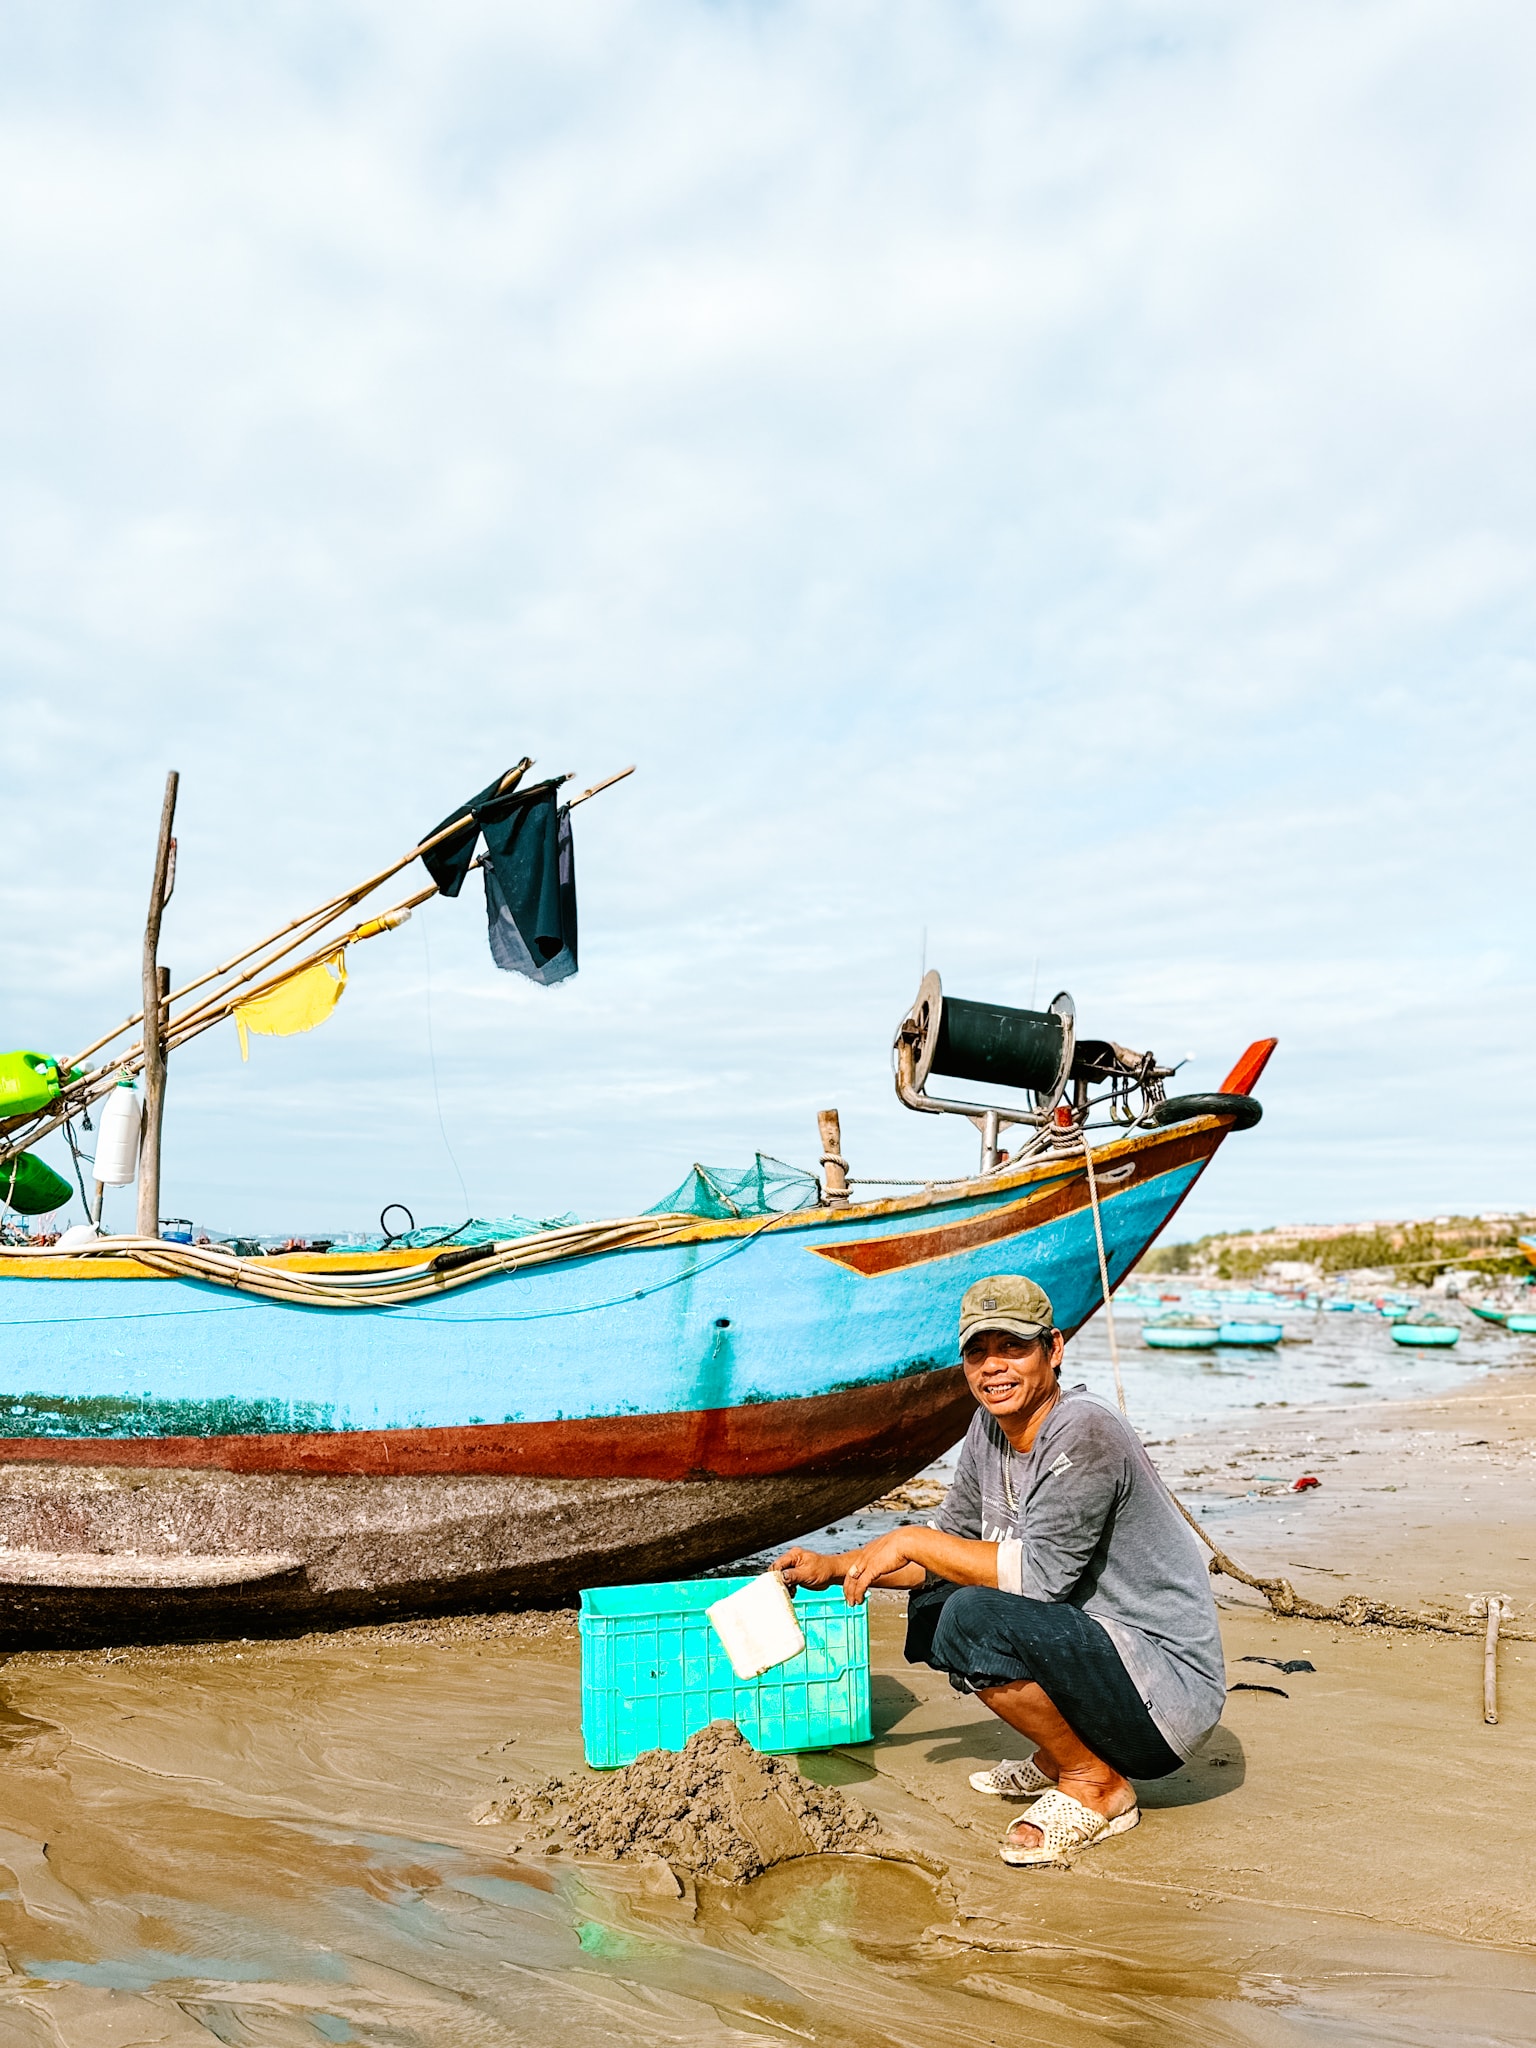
[1079,1134,1128,1418]
[1068,1119,1481,1634]
[0,1213,712,1310]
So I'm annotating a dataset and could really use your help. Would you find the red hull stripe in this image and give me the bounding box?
[813,1124,1222,1277]
[0,1368,976,1482]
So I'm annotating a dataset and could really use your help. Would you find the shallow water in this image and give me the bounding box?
[1066,1292,1501,1429]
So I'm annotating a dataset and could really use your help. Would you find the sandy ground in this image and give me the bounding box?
[0,1369,1532,2044]
[1147,1370,1536,1621]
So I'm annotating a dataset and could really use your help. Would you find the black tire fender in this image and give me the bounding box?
[1146,1092,1262,1131]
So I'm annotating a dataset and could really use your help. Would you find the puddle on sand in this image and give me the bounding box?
[703,1853,939,1963]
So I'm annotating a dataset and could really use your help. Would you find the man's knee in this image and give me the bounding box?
[929,1583,1003,1671]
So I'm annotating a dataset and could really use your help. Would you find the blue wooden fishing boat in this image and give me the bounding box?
[0,765,1275,1641]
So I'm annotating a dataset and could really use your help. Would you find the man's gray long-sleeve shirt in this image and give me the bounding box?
[932,1385,1226,1759]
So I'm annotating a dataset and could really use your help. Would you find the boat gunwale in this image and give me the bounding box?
[0,1113,1235,1284]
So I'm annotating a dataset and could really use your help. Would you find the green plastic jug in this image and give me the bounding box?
[0,1052,62,1118]
[0,1151,73,1216]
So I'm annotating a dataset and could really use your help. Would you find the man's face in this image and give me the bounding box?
[961,1326,1064,1419]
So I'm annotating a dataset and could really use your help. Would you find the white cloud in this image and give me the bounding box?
[1,0,1532,1235]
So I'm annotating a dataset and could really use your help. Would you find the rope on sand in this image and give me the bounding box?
[1075,1133,1528,1641]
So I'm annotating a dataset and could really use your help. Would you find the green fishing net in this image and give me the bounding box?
[644,1156,820,1220]
[334,1215,577,1252]
[309,1159,818,1252]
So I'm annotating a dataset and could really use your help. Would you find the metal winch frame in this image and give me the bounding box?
[892,970,1175,1174]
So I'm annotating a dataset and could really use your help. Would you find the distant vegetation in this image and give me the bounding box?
[1141,1216,1532,1282]
[1141,1239,1198,1274]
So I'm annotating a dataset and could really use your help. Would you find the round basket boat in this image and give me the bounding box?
[1143,1314,1220,1351]
[1216,1319,1283,1347]
[1391,1318,1460,1348]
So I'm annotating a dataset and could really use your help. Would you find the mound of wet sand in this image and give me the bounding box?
[479,1719,907,1882]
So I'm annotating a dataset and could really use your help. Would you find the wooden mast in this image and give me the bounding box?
[136,771,179,1238]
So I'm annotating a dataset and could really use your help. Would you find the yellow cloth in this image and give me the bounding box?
[234,952,348,1061]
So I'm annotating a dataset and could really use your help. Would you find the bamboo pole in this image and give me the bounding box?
[567,764,635,808]
[0,880,443,1160]
[62,758,533,1073]
[136,773,178,1238]
[163,883,438,1050]
[2,756,632,1160]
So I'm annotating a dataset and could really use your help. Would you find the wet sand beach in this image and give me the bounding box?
[0,1362,1532,2044]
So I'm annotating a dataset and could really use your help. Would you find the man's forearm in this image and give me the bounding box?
[780,1527,1001,1598]
[809,1551,926,1588]
[900,1528,1000,1588]
[839,1527,1001,1602]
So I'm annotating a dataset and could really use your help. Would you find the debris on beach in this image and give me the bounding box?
[475,1719,912,1882]
[867,1476,949,1514]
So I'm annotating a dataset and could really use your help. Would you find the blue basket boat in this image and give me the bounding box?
[1390,1315,1460,1348]
[1143,1313,1221,1351]
[1216,1319,1283,1347]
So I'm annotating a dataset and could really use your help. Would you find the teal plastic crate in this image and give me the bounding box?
[579,1576,871,1769]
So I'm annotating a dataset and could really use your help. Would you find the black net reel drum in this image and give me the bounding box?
[900,971,1075,1111]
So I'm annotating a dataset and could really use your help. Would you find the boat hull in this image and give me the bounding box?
[0,1382,969,1647]
[0,1116,1234,1641]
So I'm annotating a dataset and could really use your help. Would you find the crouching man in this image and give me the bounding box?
[776,1274,1226,1867]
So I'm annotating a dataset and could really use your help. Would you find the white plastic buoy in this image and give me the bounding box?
[57,1223,102,1249]
[93,1078,143,1187]
[707,1572,807,1680]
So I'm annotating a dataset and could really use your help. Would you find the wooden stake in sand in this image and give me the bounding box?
[1484,1596,1504,1725]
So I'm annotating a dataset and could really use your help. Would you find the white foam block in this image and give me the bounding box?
[706,1572,807,1680]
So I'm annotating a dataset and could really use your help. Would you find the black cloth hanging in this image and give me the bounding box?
[418,773,578,984]
[420,771,514,899]
[478,787,578,985]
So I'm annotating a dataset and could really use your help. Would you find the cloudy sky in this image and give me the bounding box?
[2,1,1532,1240]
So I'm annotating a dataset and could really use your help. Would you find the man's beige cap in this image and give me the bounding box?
[959,1274,1056,1346]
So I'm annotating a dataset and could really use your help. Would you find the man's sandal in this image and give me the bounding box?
[998,1789,1140,1868]
[969,1756,1056,1798]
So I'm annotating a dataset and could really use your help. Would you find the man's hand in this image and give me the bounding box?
[773,1546,843,1589]
[841,1528,930,1603]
